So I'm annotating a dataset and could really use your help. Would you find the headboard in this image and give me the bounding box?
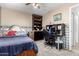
[0,26,32,33]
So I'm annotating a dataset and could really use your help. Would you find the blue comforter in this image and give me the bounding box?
[0,36,38,56]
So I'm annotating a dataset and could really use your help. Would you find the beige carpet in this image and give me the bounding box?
[35,40,79,56]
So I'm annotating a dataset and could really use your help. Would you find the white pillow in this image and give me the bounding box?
[10,26,21,31]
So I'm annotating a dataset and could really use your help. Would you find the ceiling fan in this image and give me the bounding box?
[25,3,40,9]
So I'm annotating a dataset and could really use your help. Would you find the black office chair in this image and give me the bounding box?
[43,29,55,46]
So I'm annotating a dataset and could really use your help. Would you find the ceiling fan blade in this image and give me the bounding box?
[25,3,31,5]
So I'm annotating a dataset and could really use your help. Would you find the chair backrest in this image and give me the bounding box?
[43,29,49,41]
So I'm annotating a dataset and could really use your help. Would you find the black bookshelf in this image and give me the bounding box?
[32,14,42,30]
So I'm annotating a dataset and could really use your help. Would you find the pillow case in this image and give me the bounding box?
[15,31,27,37]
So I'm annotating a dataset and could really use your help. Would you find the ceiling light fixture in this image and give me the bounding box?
[26,3,40,9]
[32,3,39,9]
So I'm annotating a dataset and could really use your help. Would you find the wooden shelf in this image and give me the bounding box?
[32,14,42,30]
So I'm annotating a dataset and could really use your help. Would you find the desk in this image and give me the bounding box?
[55,37,63,50]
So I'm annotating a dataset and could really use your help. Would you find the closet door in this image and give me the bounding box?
[72,12,79,46]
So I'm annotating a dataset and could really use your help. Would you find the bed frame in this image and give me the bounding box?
[16,49,36,56]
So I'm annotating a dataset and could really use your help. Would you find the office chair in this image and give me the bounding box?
[43,29,55,46]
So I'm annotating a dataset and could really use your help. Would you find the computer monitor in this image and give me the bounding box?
[51,27,55,33]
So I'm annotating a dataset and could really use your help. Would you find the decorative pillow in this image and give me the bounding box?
[6,31,16,37]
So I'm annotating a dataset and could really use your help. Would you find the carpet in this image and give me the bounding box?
[35,40,79,56]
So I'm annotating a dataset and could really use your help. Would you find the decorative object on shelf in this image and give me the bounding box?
[53,13,62,21]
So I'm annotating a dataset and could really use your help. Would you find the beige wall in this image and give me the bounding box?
[43,4,75,27]
[0,4,75,28]
[1,8,32,27]
[0,7,1,25]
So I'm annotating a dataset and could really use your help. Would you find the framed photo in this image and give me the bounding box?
[53,13,62,21]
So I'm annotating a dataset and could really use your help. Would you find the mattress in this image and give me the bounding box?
[0,36,38,56]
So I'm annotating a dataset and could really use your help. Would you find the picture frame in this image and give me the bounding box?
[53,13,62,21]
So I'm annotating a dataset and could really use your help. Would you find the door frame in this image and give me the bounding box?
[69,4,79,50]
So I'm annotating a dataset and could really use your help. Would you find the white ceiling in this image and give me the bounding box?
[0,3,75,15]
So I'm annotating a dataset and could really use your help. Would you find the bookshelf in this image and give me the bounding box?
[32,14,42,30]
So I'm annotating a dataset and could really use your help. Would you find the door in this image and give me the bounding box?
[72,11,79,47]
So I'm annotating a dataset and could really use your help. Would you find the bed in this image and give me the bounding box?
[0,36,38,56]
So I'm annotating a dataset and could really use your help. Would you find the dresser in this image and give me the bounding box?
[34,31,44,41]
[29,30,44,41]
